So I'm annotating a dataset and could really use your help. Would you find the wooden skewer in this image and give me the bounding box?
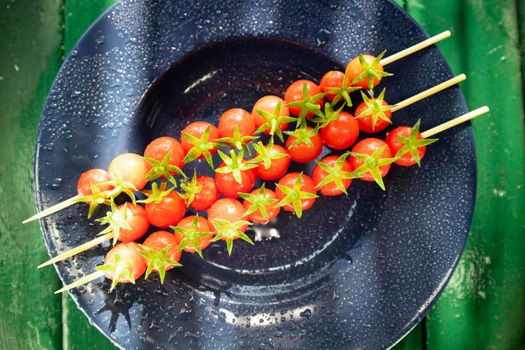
[38,232,114,268]
[22,195,81,224]
[391,74,466,112]
[421,106,490,138]
[380,30,452,66]
[26,32,452,226]
[55,270,105,294]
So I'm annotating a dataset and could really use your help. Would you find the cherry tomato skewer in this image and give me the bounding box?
[47,31,493,295]
[25,33,453,225]
[50,107,490,292]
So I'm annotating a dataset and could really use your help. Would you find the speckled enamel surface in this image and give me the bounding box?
[35,0,475,348]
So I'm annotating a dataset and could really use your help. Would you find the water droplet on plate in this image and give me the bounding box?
[300,308,312,319]
[46,178,63,190]
[316,29,331,47]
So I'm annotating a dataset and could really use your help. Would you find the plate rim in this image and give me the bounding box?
[33,0,476,348]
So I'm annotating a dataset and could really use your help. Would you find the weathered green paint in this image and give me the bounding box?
[1,0,524,349]
[406,0,525,349]
[393,0,406,9]
[63,297,115,350]
[394,323,424,350]
[0,0,63,349]
[63,0,116,54]
[517,0,525,105]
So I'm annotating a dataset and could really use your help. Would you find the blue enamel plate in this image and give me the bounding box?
[35,0,475,348]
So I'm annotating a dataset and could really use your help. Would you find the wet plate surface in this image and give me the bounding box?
[35,0,474,349]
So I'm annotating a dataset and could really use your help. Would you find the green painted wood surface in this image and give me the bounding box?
[0,1,63,349]
[406,1,525,348]
[0,0,524,349]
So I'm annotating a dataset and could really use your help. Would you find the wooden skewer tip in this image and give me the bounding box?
[54,270,105,294]
[421,106,490,138]
[380,30,453,66]
[22,195,80,224]
[441,30,452,38]
[391,74,467,112]
[37,232,113,269]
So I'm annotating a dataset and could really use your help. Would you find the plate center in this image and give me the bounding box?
[135,37,380,287]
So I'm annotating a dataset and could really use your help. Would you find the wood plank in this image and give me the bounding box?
[61,2,117,349]
[393,0,406,8]
[406,0,525,348]
[64,0,116,54]
[63,297,116,350]
[518,0,525,105]
[394,322,424,350]
[0,0,64,349]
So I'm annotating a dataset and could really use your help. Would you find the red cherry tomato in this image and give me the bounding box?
[242,187,280,223]
[355,99,392,133]
[180,121,220,154]
[142,231,182,269]
[255,144,291,181]
[144,136,185,170]
[385,126,427,167]
[251,95,290,134]
[285,127,323,163]
[77,169,112,197]
[173,215,214,253]
[145,192,186,228]
[207,198,248,234]
[108,153,149,190]
[319,111,360,150]
[346,54,384,89]
[350,138,393,181]
[115,203,150,242]
[103,242,147,283]
[284,80,324,118]
[312,155,353,196]
[190,176,219,211]
[215,162,256,198]
[319,70,345,101]
[275,173,317,213]
[218,108,255,138]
